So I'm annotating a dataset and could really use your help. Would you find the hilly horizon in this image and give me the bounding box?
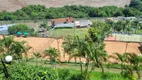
[0,0,130,12]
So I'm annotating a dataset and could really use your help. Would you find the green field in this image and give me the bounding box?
[47,28,89,39]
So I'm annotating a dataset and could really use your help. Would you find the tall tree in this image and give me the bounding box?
[109,53,127,72]
[85,21,110,76]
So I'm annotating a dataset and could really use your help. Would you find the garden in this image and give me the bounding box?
[0,21,142,80]
[0,0,142,79]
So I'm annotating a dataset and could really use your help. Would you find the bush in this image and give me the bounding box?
[8,24,35,36]
[8,24,30,35]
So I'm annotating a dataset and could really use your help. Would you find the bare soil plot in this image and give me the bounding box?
[0,0,130,12]
[1,36,141,62]
[105,41,141,55]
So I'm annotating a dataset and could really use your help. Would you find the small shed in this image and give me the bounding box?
[23,32,29,37]
[16,31,22,37]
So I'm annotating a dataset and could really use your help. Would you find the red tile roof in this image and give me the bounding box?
[51,17,74,24]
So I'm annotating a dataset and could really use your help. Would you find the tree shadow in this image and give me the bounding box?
[138,46,142,54]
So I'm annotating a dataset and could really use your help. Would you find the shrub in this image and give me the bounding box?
[1,62,129,80]
[8,24,35,36]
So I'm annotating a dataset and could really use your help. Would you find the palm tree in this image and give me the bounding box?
[33,52,41,66]
[113,21,123,32]
[109,53,127,72]
[110,53,142,79]
[43,47,59,69]
[10,41,25,58]
[90,43,107,75]
[70,36,107,78]
[2,35,14,54]
[132,20,140,34]
[63,35,77,63]
[0,39,4,56]
[23,45,32,61]
[125,20,132,34]
[1,36,28,60]
[125,53,142,79]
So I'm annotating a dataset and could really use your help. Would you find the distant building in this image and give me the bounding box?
[106,17,137,22]
[75,20,92,28]
[53,23,75,29]
[105,17,119,22]
[0,24,15,34]
[50,17,92,29]
[51,17,74,27]
[124,17,137,21]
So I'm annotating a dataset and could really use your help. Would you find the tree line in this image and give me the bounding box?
[0,0,141,20]
[106,19,142,34]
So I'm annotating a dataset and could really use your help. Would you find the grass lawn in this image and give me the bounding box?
[47,28,89,39]
[26,61,122,74]
[7,61,129,80]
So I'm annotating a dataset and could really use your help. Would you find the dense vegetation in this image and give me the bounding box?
[0,0,142,20]
[0,21,142,80]
[8,24,35,36]
[1,62,127,80]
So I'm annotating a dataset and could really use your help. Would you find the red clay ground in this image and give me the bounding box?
[1,36,141,62]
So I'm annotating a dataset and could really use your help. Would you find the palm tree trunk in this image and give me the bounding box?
[55,62,56,69]
[75,57,77,65]
[79,57,83,73]
[68,56,72,63]
[36,58,37,66]
[89,64,95,74]
[63,52,66,59]
[100,63,104,75]
[85,60,89,74]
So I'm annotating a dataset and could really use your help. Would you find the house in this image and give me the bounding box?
[75,20,92,28]
[51,17,74,27]
[105,17,120,22]
[53,23,75,29]
[0,24,15,34]
[124,17,137,21]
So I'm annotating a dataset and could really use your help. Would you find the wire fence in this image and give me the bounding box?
[111,33,142,42]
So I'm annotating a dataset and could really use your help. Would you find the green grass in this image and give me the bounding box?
[47,28,89,39]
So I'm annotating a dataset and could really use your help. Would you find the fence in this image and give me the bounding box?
[110,33,142,42]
